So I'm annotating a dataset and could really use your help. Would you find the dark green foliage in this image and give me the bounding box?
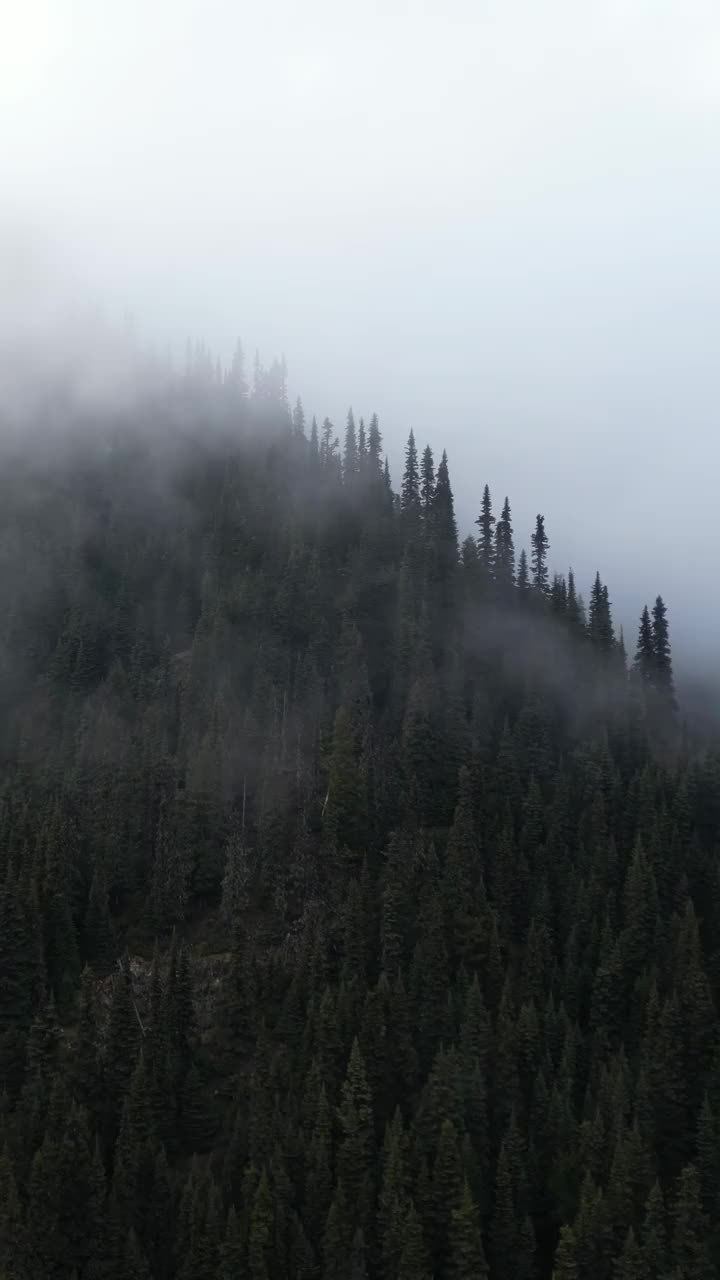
[531,514,550,591]
[652,596,676,706]
[82,871,115,976]
[553,1225,577,1279]
[398,1201,431,1280]
[672,1164,712,1280]
[449,1180,487,1279]
[476,485,495,576]
[495,496,515,587]
[635,605,655,685]
[0,360,707,1280]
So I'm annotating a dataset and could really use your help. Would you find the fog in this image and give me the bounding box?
[3,0,720,683]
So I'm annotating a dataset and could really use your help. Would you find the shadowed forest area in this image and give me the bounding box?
[0,349,717,1280]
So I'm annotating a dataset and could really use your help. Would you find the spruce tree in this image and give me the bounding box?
[401,431,420,517]
[336,1039,374,1234]
[531,514,550,591]
[398,1201,431,1280]
[82,870,115,976]
[552,1225,578,1280]
[634,606,655,686]
[476,485,495,576]
[652,595,676,706]
[495,496,515,587]
[449,1180,488,1279]
[518,548,530,592]
[420,445,435,517]
[672,1164,712,1280]
[344,409,358,483]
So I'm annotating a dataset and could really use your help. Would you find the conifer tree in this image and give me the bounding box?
[0,1145,24,1280]
[292,397,306,438]
[552,1225,578,1280]
[672,1164,712,1280]
[344,410,358,483]
[634,606,655,686]
[358,417,367,473]
[476,485,495,576]
[531,514,550,591]
[323,1181,352,1280]
[652,595,676,706]
[82,869,115,976]
[368,413,383,475]
[518,548,530,592]
[495,496,515,587]
[121,1226,151,1280]
[566,568,583,629]
[432,450,458,570]
[309,414,319,462]
[449,1180,488,1279]
[420,445,435,518]
[248,1168,273,1280]
[616,1227,645,1280]
[401,431,420,517]
[336,1039,374,1234]
[220,820,250,929]
[589,573,615,650]
[398,1201,430,1280]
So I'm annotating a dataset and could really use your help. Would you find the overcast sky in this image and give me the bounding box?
[3,0,720,672]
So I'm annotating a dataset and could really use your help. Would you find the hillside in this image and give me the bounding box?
[0,354,717,1280]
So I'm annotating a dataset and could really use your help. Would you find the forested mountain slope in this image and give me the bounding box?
[0,352,717,1280]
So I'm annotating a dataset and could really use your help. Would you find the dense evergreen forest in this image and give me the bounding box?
[0,345,718,1280]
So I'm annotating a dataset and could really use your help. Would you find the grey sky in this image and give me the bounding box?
[3,0,720,672]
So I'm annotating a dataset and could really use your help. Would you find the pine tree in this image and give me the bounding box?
[652,595,676,706]
[220,820,250,929]
[432,450,458,578]
[82,870,115,976]
[421,446,435,517]
[566,568,583,629]
[615,1226,646,1280]
[344,409,358,482]
[124,1226,152,1280]
[323,1181,352,1280]
[495,496,515,587]
[368,414,383,475]
[398,1201,430,1280]
[634,606,655,686]
[401,431,420,517]
[309,414,320,462]
[588,573,614,651]
[531,514,549,591]
[476,485,495,576]
[672,1164,712,1280]
[379,1108,409,1280]
[0,1145,25,1280]
[552,1224,577,1280]
[112,1049,155,1229]
[431,1118,463,1273]
[336,1039,374,1234]
[518,548,530,592]
[449,1180,488,1279]
[248,1168,273,1280]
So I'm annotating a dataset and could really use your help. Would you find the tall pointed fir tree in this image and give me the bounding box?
[344,410,358,483]
[517,549,530,592]
[401,431,420,518]
[651,595,676,707]
[368,414,383,476]
[634,606,655,686]
[495,496,515,587]
[531,514,549,591]
[476,485,495,576]
[421,446,435,520]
